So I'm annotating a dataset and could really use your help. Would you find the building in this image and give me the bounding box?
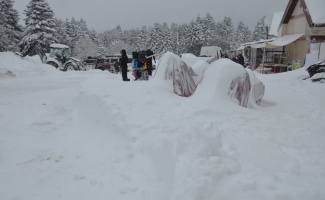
[277,0,325,63]
[242,0,325,72]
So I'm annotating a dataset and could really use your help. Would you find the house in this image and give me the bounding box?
[277,0,325,63]
[242,0,325,72]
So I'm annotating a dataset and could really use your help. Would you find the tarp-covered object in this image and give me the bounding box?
[155,52,265,108]
[155,52,197,97]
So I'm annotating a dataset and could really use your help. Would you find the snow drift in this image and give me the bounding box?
[0,52,59,78]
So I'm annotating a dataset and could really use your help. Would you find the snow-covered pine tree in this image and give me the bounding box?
[202,13,216,46]
[252,16,268,41]
[242,25,252,44]
[148,23,163,53]
[187,16,205,55]
[78,18,88,37]
[65,17,79,51]
[216,16,235,51]
[161,22,173,52]
[53,18,69,45]
[123,28,139,50]
[0,11,9,51]
[138,26,148,50]
[74,36,97,60]
[234,21,247,49]
[88,28,98,44]
[177,23,190,55]
[170,23,179,54]
[20,0,57,54]
[0,0,23,52]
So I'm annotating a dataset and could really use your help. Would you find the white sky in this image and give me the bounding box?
[13,0,289,32]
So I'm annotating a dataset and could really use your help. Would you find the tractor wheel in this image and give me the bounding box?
[47,61,59,69]
[63,63,78,71]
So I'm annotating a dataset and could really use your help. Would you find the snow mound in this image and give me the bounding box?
[0,52,60,78]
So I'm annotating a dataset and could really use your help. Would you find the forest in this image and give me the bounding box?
[0,0,270,60]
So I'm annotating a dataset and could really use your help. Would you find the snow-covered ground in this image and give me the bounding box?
[0,52,324,200]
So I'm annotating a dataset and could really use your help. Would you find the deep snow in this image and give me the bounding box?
[0,52,324,200]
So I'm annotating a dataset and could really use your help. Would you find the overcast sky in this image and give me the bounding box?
[13,0,289,32]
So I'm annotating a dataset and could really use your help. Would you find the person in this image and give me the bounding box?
[237,53,245,67]
[231,54,238,63]
[114,60,120,74]
[120,49,130,81]
[146,49,156,76]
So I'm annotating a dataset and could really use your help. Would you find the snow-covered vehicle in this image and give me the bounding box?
[199,46,222,59]
[306,59,325,82]
[18,41,85,71]
[46,44,85,71]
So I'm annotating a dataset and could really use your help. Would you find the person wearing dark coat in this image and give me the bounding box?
[120,49,130,81]
[237,53,245,67]
[146,49,156,76]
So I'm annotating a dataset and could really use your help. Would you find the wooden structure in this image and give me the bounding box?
[240,0,325,73]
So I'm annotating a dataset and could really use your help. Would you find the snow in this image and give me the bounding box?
[50,43,70,49]
[269,11,284,37]
[1,51,325,200]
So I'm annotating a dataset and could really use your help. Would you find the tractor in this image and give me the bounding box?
[18,41,85,71]
[46,44,84,71]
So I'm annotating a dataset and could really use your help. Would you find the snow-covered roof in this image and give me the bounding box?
[50,44,70,49]
[251,33,304,49]
[269,11,284,37]
[305,0,325,24]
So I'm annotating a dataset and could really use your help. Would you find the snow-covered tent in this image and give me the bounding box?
[155,52,265,108]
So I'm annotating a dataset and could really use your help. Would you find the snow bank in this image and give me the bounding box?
[0,52,60,78]
[69,74,240,200]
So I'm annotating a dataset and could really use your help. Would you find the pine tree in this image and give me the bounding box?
[138,26,148,50]
[20,0,57,54]
[177,23,189,55]
[216,16,235,51]
[234,21,246,49]
[202,13,216,46]
[65,17,78,50]
[187,17,206,55]
[252,16,268,41]
[0,11,9,51]
[53,18,68,45]
[148,23,163,53]
[0,0,23,52]
[161,22,173,52]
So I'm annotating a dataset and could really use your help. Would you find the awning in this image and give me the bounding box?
[268,33,304,47]
[251,33,304,49]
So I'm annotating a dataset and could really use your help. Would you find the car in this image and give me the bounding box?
[95,58,113,71]
[83,58,97,69]
[84,55,133,73]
